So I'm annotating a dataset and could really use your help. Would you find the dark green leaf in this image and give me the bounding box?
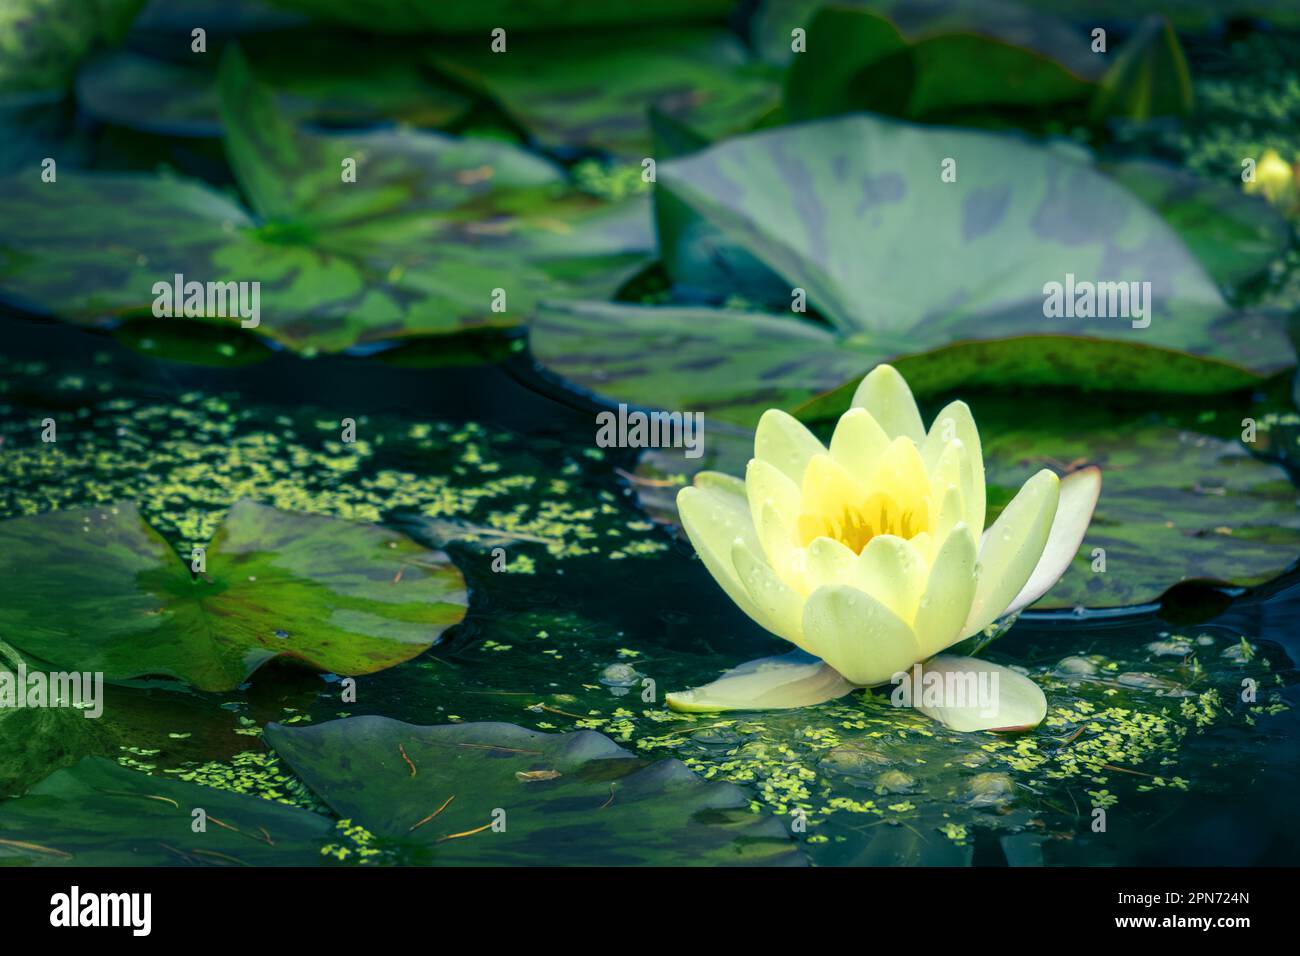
[0,501,468,691]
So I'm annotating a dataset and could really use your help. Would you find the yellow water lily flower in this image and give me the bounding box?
[666,365,1100,731]
[1244,148,1297,207]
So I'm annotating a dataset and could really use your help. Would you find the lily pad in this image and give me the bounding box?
[0,500,468,691]
[530,301,871,427]
[77,37,470,137]
[0,641,109,797]
[264,716,805,866]
[784,0,1104,122]
[977,394,1300,609]
[656,114,1292,385]
[430,27,780,159]
[0,757,332,865]
[0,48,652,353]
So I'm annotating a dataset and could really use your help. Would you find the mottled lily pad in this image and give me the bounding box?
[431,28,780,159]
[0,500,468,691]
[0,757,331,865]
[265,716,805,866]
[0,48,651,354]
[656,114,1292,385]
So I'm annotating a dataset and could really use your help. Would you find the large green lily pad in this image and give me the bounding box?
[431,27,780,159]
[0,500,468,691]
[0,49,651,353]
[655,114,1292,384]
[264,716,804,866]
[0,757,332,865]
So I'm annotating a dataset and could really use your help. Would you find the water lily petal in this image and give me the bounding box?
[745,457,801,564]
[755,408,826,485]
[665,650,855,713]
[851,533,927,623]
[913,526,979,659]
[1001,467,1102,617]
[805,535,858,589]
[913,656,1047,732]
[829,407,891,483]
[929,438,974,540]
[961,469,1060,638]
[677,474,763,624]
[802,584,921,686]
[923,401,985,534]
[732,538,808,647]
[850,364,925,444]
[796,452,868,544]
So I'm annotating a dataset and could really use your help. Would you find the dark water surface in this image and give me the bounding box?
[2,308,1295,866]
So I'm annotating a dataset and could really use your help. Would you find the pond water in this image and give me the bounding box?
[3,309,1295,866]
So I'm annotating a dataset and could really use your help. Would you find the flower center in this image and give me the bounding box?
[799,490,929,554]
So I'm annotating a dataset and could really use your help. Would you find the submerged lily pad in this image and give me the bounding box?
[265,716,804,866]
[0,500,468,691]
[430,28,780,159]
[0,48,651,353]
[0,756,332,865]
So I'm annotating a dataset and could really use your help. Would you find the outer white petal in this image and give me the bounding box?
[829,407,891,483]
[961,469,1059,639]
[754,408,826,485]
[849,364,925,444]
[665,651,855,713]
[802,584,921,686]
[732,538,809,649]
[1001,467,1102,617]
[923,401,985,534]
[913,656,1047,732]
[912,525,979,659]
[677,474,764,626]
[745,457,801,567]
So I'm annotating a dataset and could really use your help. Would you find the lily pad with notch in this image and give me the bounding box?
[0,500,468,692]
